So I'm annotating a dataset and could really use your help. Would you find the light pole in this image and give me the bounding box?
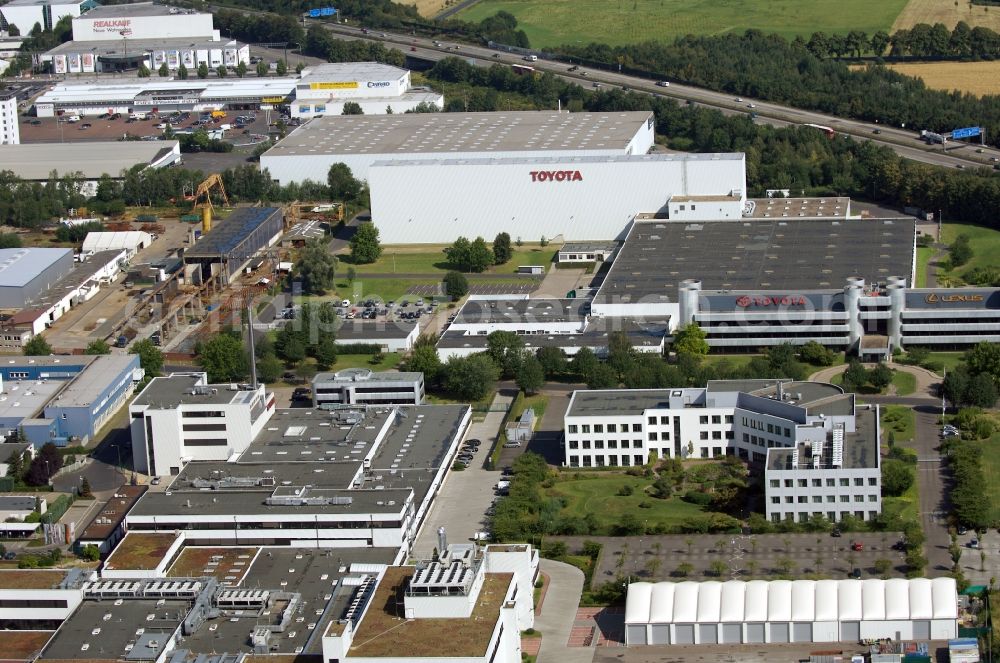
[120,30,128,72]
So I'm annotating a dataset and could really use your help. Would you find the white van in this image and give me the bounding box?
[341,299,351,308]
[65,115,80,123]
[523,55,537,62]
[129,112,146,121]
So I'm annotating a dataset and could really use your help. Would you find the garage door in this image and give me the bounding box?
[770,623,790,643]
[674,624,695,644]
[698,624,717,644]
[746,623,765,643]
[650,624,670,645]
[913,620,930,640]
[626,624,647,646]
[842,621,860,642]
[792,622,812,642]
[721,623,742,643]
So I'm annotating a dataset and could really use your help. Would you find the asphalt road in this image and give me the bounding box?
[312,21,1000,170]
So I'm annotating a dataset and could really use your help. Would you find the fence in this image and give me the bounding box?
[40,493,75,524]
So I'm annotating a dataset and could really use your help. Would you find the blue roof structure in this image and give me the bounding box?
[184,207,282,258]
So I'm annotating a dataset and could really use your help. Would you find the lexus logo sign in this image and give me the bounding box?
[530,170,583,182]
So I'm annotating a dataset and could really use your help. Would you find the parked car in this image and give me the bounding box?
[151,477,161,486]
[502,441,521,448]
[851,541,863,551]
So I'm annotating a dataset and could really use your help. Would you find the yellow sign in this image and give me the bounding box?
[925,292,984,304]
[261,96,287,103]
[309,81,358,90]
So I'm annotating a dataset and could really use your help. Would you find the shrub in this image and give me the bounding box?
[681,490,713,506]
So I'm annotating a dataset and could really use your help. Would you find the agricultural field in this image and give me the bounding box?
[457,0,909,47]
[892,0,1000,33]
[878,60,1000,96]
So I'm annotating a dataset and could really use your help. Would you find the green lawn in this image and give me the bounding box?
[881,405,915,445]
[939,222,1000,286]
[915,246,933,288]
[457,0,909,47]
[329,352,402,371]
[979,434,1000,525]
[547,473,705,531]
[891,371,916,396]
[342,244,560,276]
[514,393,549,423]
[924,351,966,375]
[295,278,442,304]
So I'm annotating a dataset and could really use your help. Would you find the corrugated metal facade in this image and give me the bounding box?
[366,154,746,244]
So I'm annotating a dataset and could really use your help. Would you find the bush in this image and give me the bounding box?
[616,484,634,497]
[681,490,713,506]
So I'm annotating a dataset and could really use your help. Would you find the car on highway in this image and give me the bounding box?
[80,123,92,129]
[735,97,743,102]
[568,65,579,71]
[747,103,755,108]
[872,129,881,134]
[593,82,602,88]
[851,541,864,551]
[656,80,669,87]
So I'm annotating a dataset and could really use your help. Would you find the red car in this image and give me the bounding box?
[851,541,864,552]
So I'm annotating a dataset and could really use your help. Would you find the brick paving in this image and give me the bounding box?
[569,607,625,648]
[521,637,542,656]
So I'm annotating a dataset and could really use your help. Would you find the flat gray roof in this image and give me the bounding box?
[30,250,127,311]
[314,369,423,385]
[0,378,64,421]
[40,598,187,661]
[0,355,92,369]
[748,197,850,219]
[454,298,588,325]
[769,407,878,471]
[437,317,667,351]
[46,354,137,408]
[132,373,258,409]
[0,248,71,288]
[0,495,36,511]
[298,61,406,85]
[336,319,417,340]
[79,2,188,18]
[265,111,652,158]
[560,241,619,253]
[0,142,180,180]
[597,217,916,303]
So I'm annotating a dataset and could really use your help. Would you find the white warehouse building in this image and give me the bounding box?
[260,111,746,244]
[292,62,443,118]
[624,578,958,646]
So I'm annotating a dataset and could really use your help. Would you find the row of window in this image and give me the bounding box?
[771,511,878,523]
[130,519,402,530]
[743,417,791,437]
[567,455,646,467]
[568,439,642,450]
[770,477,877,488]
[743,433,790,448]
[772,494,878,504]
[568,422,643,434]
[181,410,226,418]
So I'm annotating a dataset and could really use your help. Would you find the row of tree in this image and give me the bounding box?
[800,22,1000,60]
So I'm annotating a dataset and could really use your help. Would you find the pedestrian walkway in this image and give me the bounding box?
[808,363,940,399]
[535,559,593,663]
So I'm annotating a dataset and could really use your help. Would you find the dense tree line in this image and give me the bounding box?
[798,22,1000,60]
[425,58,1000,229]
[215,9,305,45]
[556,31,1000,148]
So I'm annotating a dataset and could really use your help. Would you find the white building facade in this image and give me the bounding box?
[292,62,443,118]
[129,373,275,477]
[624,578,958,646]
[564,382,881,523]
[71,3,218,42]
[0,93,19,145]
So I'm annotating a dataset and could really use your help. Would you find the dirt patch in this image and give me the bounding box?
[892,0,1000,32]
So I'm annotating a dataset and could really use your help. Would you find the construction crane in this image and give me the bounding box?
[191,173,230,234]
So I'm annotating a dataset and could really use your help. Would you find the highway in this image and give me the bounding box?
[310,21,1000,170]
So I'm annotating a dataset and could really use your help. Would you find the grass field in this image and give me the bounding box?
[892,371,917,396]
[457,0,909,47]
[915,246,933,288]
[547,473,705,531]
[345,243,559,276]
[876,61,1000,97]
[892,0,1000,33]
[979,434,1000,524]
[939,222,1000,285]
[881,405,915,444]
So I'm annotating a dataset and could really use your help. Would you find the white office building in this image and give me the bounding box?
[292,62,443,118]
[312,369,425,407]
[624,577,958,646]
[564,380,881,523]
[0,92,19,145]
[129,373,274,477]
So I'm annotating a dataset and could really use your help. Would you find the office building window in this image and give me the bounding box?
[648,416,657,425]
[712,415,721,424]
[700,448,708,458]
[660,416,670,425]
[569,440,579,449]
[607,424,617,433]
[581,424,590,434]
[700,431,708,440]
[568,425,578,434]
[594,424,604,433]
[648,432,658,441]
[700,416,708,424]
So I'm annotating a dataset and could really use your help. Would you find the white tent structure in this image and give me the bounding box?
[82,231,152,259]
[624,578,958,646]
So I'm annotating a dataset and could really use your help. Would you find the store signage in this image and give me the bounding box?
[925,292,984,304]
[91,19,131,33]
[735,295,807,307]
[530,170,583,182]
[367,81,391,88]
[309,82,358,90]
[262,96,286,103]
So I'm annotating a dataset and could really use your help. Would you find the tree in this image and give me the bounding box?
[493,232,512,264]
[967,372,998,408]
[314,336,337,370]
[295,239,337,295]
[709,560,728,577]
[672,323,709,357]
[84,339,111,355]
[444,236,493,272]
[535,346,567,378]
[130,338,164,376]
[23,335,51,356]
[404,343,442,385]
[342,101,364,115]
[443,270,468,300]
[80,477,92,498]
[275,58,288,76]
[874,558,892,576]
[942,365,971,406]
[80,544,100,562]
[966,341,1000,387]
[486,331,525,378]
[349,222,382,264]
[198,332,249,383]
[869,362,894,391]
[137,63,151,78]
[158,62,169,77]
[296,62,305,74]
[7,24,19,37]
[346,266,357,285]
[4,447,25,479]
[174,62,188,79]
[295,359,317,383]
[799,340,835,366]
[674,562,694,578]
[236,61,247,78]
[0,233,22,249]
[950,233,973,267]
[327,163,362,202]
[516,355,545,394]
[882,459,915,497]
[570,347,599,381]
[197,62,209,79]
[216,64,227,78]
[443,354,500,401]
[256,60,268,77]
[841,360,869,392]
[256,353,283,383]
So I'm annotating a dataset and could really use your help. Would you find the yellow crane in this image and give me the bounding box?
[191,173,230,234]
